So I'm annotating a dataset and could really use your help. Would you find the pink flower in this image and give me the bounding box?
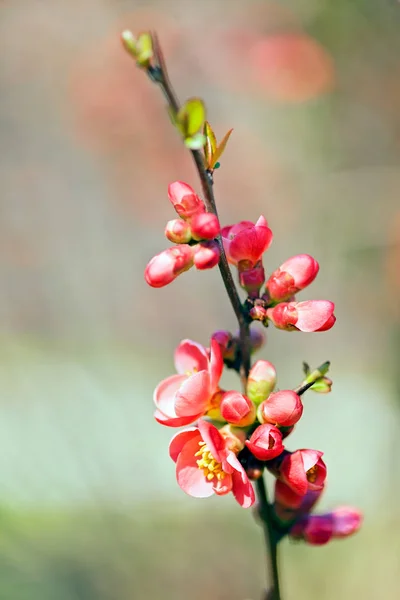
[278,449,327,496]
[245,424,284,461]
[274,480,324,512]
[165,219,192,244]
[266,300,336,332]
[154,338,223,427]
[221,216,273,267]
[258,390,303,427]
[290,506,362,545]
[220,391,256,427]
[193,241,220,270]
[145,245,195,288]
[190,212,220,241]
[246,360,277,405]
[169,419,255,507]
[168,181,205,220]
[265,254,319,302]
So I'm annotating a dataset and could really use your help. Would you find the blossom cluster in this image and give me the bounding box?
[146,181,361,545]
[145,181,336,333]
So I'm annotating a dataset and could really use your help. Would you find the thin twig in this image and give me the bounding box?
[256,476,281,600]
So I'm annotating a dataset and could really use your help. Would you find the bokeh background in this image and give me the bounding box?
[1,0,400,598]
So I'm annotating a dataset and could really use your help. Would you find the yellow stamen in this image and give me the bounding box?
[307,465,318,483]
[195,440,226,483]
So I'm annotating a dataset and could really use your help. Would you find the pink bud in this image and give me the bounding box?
[246,423,284,461]
[266,300,336,332]
[246,360,277,405]
[258,390,303,427]
[190,212,220,240]
[238,261,266,296]
[249,305,268,321]
[211,330,236,362]
[220,391,256,427]
[221,216,273,267]
[278,449,327,496]
[266,254,319,302]
[194,241,220,270]
[274,480,304,509]
[165,219,192,244]
[145,245,195,288]
[290,506,362,545]
[168,181,205,219]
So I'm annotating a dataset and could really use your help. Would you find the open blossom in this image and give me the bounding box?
[169,419,255,507]
[221,216,273,267]
[277,449,327,496]
[258,390,303,427]
[154,338,223,427]
[145,245,195,288]
[265,254,319,302]
[266,300,336,332]
[246,423,284,461]
[290,506,362,545]
[168,181,205,219]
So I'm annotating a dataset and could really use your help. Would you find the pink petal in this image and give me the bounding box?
[198,419,226,463]
[226,453,255,508]
[295,301,335,332]
[169,428,200,462]
[174,339,209,374]
[281,451,308,496]
[209,338,223,393]
[301,449,324,472]
[168,181,196,205]
[176,437,215,498]
[174,370,211,417]
[154,374,188,416]
[154,409,202,428]
[213,474,233,496]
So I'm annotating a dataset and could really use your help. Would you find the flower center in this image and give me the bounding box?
[306,465,318,483]
[195,441,226,481]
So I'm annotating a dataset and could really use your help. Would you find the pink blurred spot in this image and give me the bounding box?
[250,33,335,103]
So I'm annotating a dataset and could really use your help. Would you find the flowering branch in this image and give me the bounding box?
[122,29,362,600]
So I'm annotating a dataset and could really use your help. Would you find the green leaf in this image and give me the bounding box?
[136,33,153,66]
[204,121,217,166]
[212,128,233,165]
[121,30,138,58]
[177,98,206,137]
[184,132,206,150]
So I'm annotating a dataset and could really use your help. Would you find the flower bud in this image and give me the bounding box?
[190,212,220,240]
[168,181,205,219]
[289,506,362,545]
[211,330,236,362]
[248,328,266,353]
[310,376,332,393]
[194,241,220,270]
[145,245,194,288]
[249,305,268,321]
[278,449,327,496]
[165,219,192,244]
[266,300,336,332]
[245,423,284,461]
[220,391,256,427]
[274,479,304,509]
[257,390,303,427]
[266,254,319,302]
[221,216,273,267]
[238,261,266,296]
[246,360,277,405]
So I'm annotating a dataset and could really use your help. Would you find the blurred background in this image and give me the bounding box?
[1,0,400,598]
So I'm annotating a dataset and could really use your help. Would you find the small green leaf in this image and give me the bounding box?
[184,132,206,150]
[121,30,138,58]
[203,121,218,169]
[177,98,206,137]
[136,33,153,66]
[212,128,233,165]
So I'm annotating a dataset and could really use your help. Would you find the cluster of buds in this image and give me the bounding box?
[145,181,221,287]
